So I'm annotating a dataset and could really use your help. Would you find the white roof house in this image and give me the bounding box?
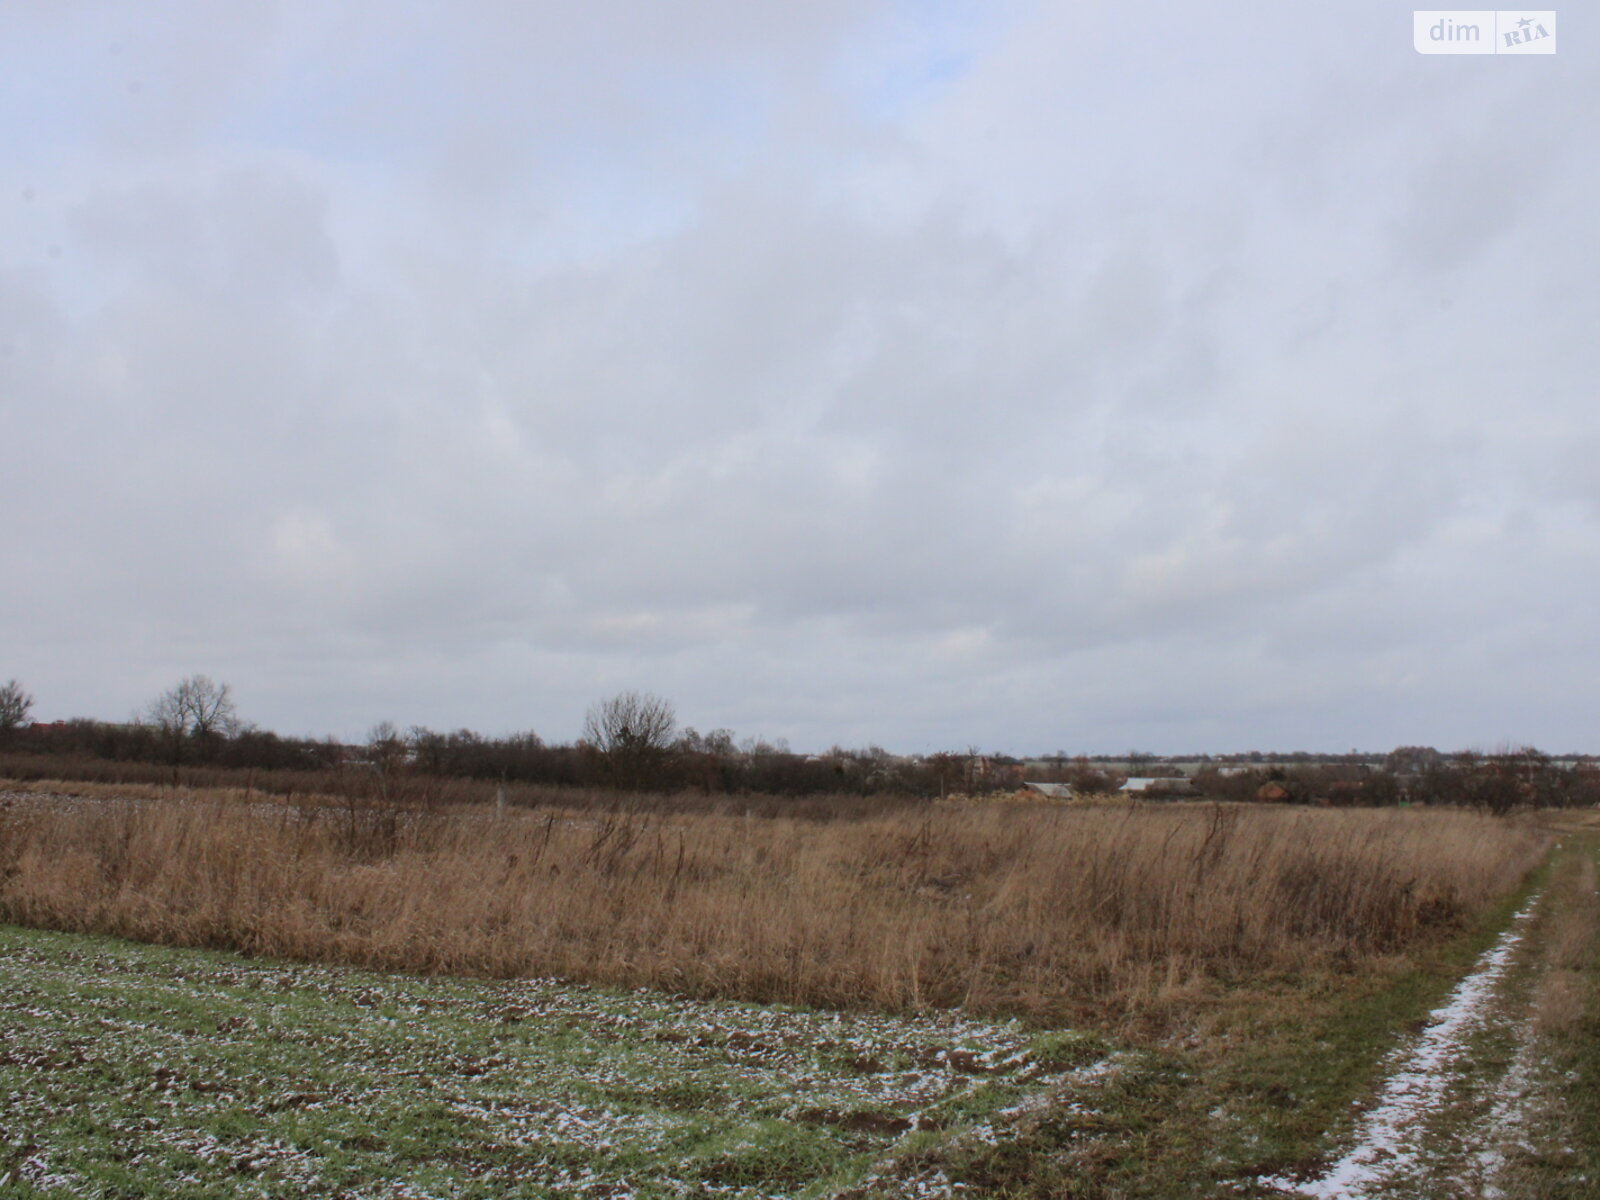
[1021,781,1074,799]
[1119,777,1199,797]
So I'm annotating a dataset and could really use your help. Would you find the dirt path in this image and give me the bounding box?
[1263,836,1599,1199]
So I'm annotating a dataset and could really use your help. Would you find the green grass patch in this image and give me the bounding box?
[0,924,1086,1199]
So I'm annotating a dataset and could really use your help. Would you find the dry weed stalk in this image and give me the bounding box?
[0,786,1550,1024]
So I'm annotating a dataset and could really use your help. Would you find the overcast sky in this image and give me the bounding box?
[3,2,1595,754]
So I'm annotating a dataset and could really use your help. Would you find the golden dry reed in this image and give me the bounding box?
[0,785,1551,1024]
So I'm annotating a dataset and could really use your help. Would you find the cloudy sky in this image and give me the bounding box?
[3,2,1595,754]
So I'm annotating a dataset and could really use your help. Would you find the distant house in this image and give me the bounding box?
[1119,777,1200,799]
[1021,781,1074,800]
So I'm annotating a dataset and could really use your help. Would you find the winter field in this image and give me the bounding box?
[0,922,1117,1198]
[0,784,1596,1197]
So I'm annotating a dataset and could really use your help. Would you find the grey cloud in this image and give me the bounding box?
[3,1,1598,750]
[1391,131,1561,274]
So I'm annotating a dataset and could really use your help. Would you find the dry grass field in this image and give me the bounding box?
[0,781,1553,1030]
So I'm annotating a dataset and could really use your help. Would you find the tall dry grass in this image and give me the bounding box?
[1531,850,1598,1037]
[0,784,1551,1025]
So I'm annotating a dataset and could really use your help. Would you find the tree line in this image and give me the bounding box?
[3,675,1597,809]
[0,678,953,797]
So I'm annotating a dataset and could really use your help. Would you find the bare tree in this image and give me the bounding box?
[927,751,966,799]
[366,721,408,774]
[582,691,677,790]
[148,675,240,768]
[0,679,33,739]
